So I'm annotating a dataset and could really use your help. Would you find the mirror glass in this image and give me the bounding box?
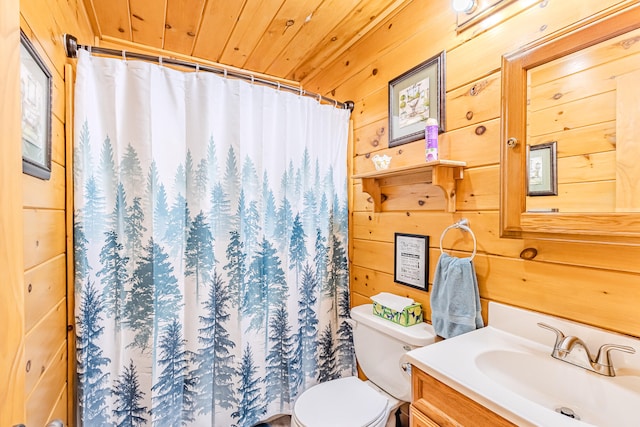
[525,26,640,213]
[501,6,640,242]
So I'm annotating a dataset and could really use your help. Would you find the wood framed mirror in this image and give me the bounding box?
[501,4,640,243]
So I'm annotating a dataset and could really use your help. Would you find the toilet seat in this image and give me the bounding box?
[292,377,390,427]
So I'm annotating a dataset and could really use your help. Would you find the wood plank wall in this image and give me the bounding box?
[1,0,26,424]
[7,0,640,422]
[19,1,93,425]
[304,0,640,338]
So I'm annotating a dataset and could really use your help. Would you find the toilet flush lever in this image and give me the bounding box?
[401,363,412,375]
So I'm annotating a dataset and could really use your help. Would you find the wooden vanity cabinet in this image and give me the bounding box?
[410,365,516,427]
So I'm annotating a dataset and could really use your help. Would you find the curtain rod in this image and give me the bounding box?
[63,34,354,112]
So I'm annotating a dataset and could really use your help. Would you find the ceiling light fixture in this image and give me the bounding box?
[452,0,478,14]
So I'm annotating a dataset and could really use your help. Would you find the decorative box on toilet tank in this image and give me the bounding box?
[372,302,423,327]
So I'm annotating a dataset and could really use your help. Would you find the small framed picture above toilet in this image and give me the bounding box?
[393,233,429,291]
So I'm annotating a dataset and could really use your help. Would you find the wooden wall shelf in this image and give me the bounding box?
[352,160,466,212]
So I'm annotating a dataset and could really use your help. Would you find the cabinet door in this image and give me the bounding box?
[410,404,440,427]
[412,366,516,426]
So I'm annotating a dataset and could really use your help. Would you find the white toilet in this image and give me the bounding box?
[291,304,436,427]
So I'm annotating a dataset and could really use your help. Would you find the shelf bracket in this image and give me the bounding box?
[432,165,465,213]
[361,177,383,213]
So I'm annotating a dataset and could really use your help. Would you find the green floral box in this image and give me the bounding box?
[372,301,423,327]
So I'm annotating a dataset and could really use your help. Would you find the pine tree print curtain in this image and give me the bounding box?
[73,50,354,427]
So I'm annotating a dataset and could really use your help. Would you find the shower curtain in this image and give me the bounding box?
[73,49,354,427]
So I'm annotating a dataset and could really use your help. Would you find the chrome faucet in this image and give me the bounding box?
[538,322,635,376]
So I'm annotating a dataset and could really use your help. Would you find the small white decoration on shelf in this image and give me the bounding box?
[372,154,391,171]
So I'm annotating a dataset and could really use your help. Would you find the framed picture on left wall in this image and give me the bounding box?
[20,30,52,180]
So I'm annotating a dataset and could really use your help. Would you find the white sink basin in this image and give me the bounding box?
[406,302,640,427]
[475,349,640,426]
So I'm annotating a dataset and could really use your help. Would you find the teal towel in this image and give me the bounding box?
[430,253,484,339]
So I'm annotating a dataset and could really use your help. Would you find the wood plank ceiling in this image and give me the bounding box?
[82,0,411,84]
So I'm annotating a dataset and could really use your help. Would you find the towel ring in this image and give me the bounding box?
[439,218,477,261]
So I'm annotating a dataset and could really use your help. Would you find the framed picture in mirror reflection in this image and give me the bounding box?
[527,141,557,197]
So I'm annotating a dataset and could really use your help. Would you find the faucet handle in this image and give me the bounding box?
[537,322,566,348]
[595,343,636,368]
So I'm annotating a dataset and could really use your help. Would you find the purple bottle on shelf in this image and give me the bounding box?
[425,118,439,162]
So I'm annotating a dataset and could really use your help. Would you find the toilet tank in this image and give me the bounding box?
[350,304,436,402]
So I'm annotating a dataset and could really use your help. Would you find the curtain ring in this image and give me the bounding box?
[122,50,126,61]
[87,45,92,54]
[277,82,281,91]
[334,99,338,108]
[195,63,200,73]
[299,86,303,96]
[317,94,321,103]
[159,56,163,66]
[224,69,227,78]
[251,75,255,84]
